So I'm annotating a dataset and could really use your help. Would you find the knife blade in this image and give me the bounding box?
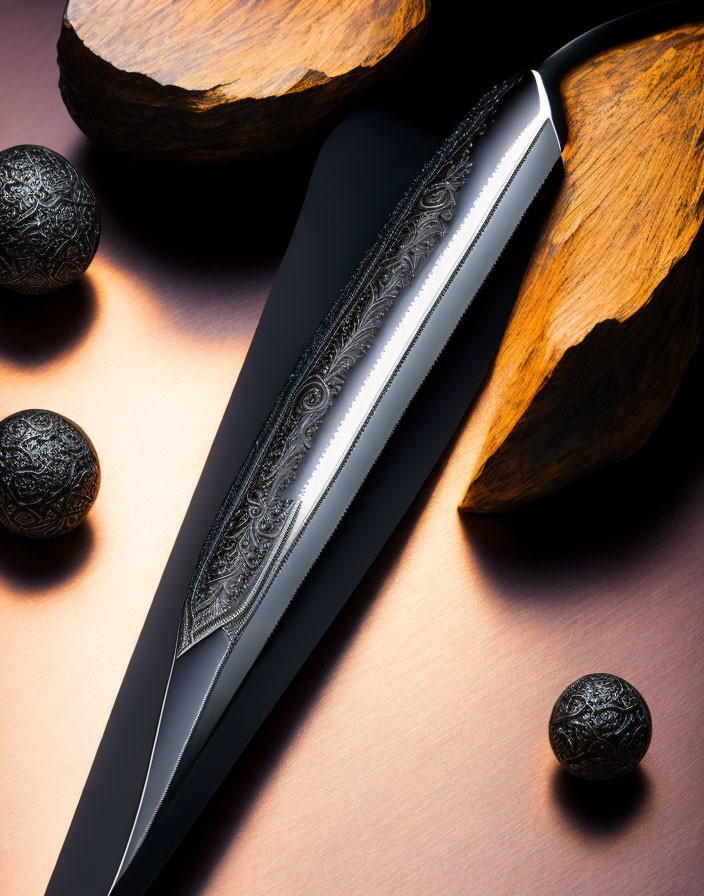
[47,3,700,894]
[108,69,561,892]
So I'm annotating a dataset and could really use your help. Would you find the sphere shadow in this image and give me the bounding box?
[0,519,94,592]
[0,276,96,365]
[551,765,651,836]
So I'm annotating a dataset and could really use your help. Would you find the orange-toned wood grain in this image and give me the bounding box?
[57,0,428,163]
[460,23,704,514]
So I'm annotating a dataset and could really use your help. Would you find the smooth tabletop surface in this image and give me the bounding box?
[2,2,703,895]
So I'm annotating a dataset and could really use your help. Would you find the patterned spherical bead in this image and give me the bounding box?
[0,145,100,294]
[0,410,100,538]
[549,673,652,781]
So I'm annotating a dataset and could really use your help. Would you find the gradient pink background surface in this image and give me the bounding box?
[1,2,703,894]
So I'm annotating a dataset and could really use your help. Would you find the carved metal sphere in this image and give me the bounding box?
[549,673,652,781]
[0,145,100,294]
[0,410,100,538]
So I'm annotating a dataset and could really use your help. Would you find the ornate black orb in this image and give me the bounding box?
[0,410,100,538]
[0,145,100,294]
[549,673,652,781]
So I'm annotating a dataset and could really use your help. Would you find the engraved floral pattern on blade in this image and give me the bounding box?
[178,79,517,656]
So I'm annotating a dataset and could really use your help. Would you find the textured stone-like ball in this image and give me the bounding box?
[0,145,100,294]
[549,673,652,781]
[0,410,100,538]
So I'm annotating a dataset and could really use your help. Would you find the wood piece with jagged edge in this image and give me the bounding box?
[459,23,704,514]
[57,0,428,164]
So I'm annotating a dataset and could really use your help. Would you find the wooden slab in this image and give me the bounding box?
[460,23,704,513]
[57,0,428,163]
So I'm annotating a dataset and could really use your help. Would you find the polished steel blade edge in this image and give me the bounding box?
[112,501,309,883]
[110,632,231,889]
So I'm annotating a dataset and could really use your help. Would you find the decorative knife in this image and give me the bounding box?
[46,3,699,894]
[111,66,560,886]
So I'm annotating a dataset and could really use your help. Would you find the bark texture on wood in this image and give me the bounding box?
[57,0,428,164]
[459,23,704,514]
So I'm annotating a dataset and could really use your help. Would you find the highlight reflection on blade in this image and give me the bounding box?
[298,80,551,516]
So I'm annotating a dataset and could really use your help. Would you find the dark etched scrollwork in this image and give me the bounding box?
[0,409,100,538]
[178,78,519,656]
[0,145,100,294]
[549,673,652,781]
